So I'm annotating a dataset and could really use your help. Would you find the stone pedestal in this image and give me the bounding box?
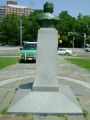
[7,84,83,114]
[33,28,59,92]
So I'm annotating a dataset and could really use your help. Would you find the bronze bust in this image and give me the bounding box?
[36,2,60,28]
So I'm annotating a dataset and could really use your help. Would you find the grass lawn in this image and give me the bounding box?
[65,57,90,71]
[0,54,19,56]
[0,57,20,69]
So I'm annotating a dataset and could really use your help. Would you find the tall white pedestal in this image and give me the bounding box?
[33,28,59,91]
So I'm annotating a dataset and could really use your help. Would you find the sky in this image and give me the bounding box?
[0,0,90,18]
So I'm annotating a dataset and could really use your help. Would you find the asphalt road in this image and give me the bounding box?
[0,46,21,55]
[0,46,90,56]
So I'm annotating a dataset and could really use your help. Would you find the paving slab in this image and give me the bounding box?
[87,114,90,120]
[0,88,15,92]
[68,115,86,120]
[82,95,90,101]
[0,103,8,112]
[0,115,20,120]
[0,91,7,103]
[34,115,65,120]
[13,81,21,88]
[2,91,15,104]
[83,76,90,83]
[58,76,90,89]
[72,88,89,95]
[19,117,31,120]
[58,79,85,89]
[1,82,16,88]
[82,101,90,112]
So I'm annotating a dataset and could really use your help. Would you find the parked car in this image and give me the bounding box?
[20,42,37,62]
[58,48,72,55]
[85,46,90,52]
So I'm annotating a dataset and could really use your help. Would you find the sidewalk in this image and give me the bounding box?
[0,56,90,120]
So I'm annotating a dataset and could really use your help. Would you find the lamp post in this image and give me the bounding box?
[72,36,75,52]
[84,33,86,48]
[19,19,23,47]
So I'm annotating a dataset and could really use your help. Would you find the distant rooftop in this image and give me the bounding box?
[7,0,27,8]
[7,0,16,1]
[7,4,27,8]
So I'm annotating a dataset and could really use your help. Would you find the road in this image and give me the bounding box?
[0,46,90,56]
[0,46,21,55]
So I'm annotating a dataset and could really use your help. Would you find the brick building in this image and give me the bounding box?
[0,0,34,21]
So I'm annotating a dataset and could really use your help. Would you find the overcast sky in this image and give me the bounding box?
[0,0,90,18]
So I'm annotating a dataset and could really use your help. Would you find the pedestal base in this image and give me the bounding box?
[33,84,59,92]
[7,84,83,114]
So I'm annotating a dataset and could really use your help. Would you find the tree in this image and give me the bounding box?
[59,11,69,19]
[0,9,90,47]
[82,15,90,37]
[24,9,43,42]
[86,36,90,44]
[56,11,76,47]
[77,13,83,20]
[0,14,20,45]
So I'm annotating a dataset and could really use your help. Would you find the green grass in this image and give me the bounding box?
[0,54,19,56]
[0,57,20,69]
[1,106,8,115]
[22,113,28,117]
[83,109,88,118]
[30,117,34,120]
[65,57,90,71]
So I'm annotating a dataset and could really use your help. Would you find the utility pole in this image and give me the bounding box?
[19,19,23,47]
[84,33,86,49]
[73,36,75,52]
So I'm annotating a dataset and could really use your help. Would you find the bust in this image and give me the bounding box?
[36,2,60,28]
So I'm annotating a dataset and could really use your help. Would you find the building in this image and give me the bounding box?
[0,0,34,21]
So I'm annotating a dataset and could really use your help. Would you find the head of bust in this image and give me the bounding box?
[44,2,54,13]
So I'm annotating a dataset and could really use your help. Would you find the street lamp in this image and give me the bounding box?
[19,19,23,47]
[68,32,86,48]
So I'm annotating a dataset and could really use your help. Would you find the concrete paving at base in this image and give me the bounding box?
[0,56,90,120]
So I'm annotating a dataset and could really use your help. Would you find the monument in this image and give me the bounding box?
[33,2,59,92]
[7,2,83,114]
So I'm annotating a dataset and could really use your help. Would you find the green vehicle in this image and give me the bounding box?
[20,42,37,62]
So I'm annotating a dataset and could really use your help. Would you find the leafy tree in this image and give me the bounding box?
[0,10,43,45]
[86,36,90,44]
[75,19,87,33]
[22,9,43,43]
[77,13,83,20]
[0,14,20,45]
[0,22,2,31]
[74,14,89,47]
[0,9,90,47]
[59,11,70,19]
[82,15,90,37]
[56,11,76,47]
